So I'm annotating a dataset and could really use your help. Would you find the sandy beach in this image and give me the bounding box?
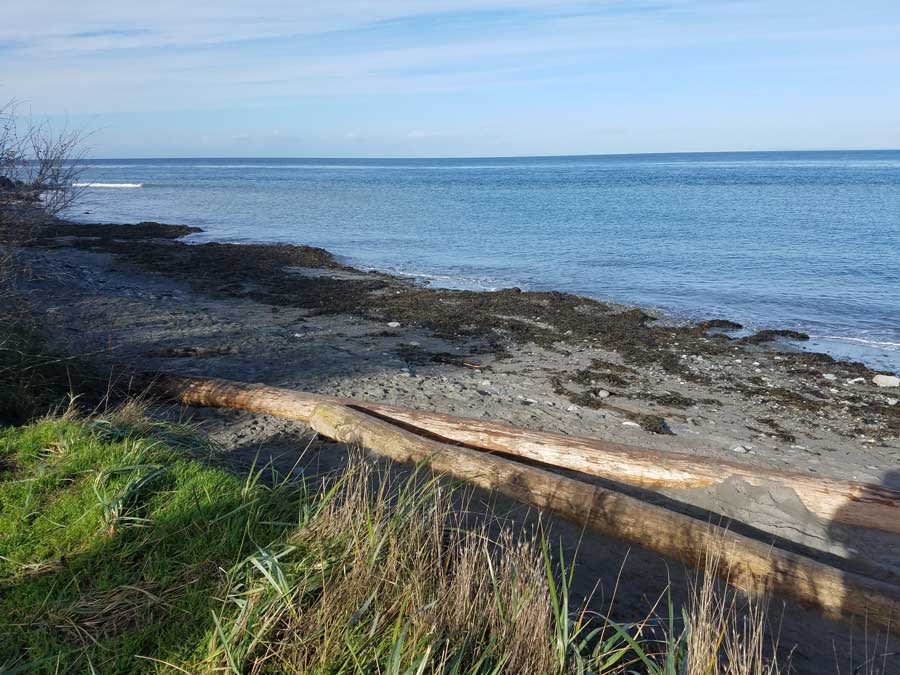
[13,218,898,671]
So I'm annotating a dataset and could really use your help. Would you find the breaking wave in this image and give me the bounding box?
[73,182,143,188]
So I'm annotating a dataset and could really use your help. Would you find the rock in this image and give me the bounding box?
[479,379,491,387]
[822,373,836,381]
[566,404,579,412]
[622,421,640,428]
[594,389,611,399]
[873,374,900,388]
[387,321,401,328]
[887,398,898,406]
[731,445,751,454]
[847,377,865,385]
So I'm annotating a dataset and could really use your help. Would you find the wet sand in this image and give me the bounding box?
[19,220,900,673]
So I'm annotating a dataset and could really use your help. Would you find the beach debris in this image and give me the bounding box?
[150,345,236,358]
[153,374,900,535]
[306,401,900,638]
[873,374,900,388]
[387,321,401,328]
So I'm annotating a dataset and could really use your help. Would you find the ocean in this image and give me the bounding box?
[69,151,900,372]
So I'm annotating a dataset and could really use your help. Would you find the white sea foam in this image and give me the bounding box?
[809,335,900,350]
[73,182,143,188]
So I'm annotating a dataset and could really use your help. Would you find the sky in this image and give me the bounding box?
[3,1,900,157]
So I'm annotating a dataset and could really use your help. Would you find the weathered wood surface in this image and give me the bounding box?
[309,402,900,636]
[152,373,900,534]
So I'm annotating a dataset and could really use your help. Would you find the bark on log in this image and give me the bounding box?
[309,402,900,637]
[151,373,900,535]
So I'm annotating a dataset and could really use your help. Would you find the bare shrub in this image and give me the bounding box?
[1,99,88,288]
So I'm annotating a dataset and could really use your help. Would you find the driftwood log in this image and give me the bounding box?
[309,402,900,636]
[152,374,900,534]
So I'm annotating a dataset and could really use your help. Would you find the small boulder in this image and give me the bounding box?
[873,374,900,388]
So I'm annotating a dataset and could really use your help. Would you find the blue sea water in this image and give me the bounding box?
[70,152,900,372]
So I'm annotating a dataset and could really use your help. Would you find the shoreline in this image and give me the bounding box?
[15,216,900,670]
[26,218,898,439]
[95,216,900,374]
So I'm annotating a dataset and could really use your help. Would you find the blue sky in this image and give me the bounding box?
[3,1,900,157]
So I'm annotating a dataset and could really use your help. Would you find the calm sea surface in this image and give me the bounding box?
[70,152,900,371]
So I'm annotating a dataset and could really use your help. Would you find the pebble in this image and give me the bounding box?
[566,404,579,412]
[873,374,900,388]
[479,379,491,387]
[731,445,752,454]
[387,321,401,328]
[595,389,611,399]
[822,373,836,381]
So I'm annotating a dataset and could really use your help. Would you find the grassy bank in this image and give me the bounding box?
[0,411,616,673]
[0,409,786,674]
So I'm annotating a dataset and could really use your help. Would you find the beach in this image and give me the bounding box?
[14,217,899,670]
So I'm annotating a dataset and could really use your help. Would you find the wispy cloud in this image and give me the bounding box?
[4,1,899,155]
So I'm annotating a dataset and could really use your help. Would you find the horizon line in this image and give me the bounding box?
[81,148,900,162]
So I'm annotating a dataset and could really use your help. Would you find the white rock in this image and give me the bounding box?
[479,379,492,387]
[622,421,640,428]
[887,398,898,406]
[847,377,865,385]
[731,445,750,454]
[822,373,836,381]
[566,404,579,412]
[595,389,611,399]
[873,374,900,388]
[387,321,401,328]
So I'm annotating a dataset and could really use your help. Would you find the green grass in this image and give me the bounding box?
[0,412,789,674]
[0,415,306,673]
